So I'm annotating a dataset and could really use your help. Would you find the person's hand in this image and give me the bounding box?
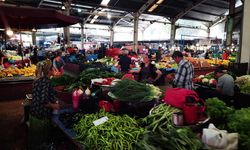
[53,103,60,110]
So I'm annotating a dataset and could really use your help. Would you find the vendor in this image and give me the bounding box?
[29,60,60,149]
[130,54,163,85]
[172,51,194,90]
[0,51,7,66]
[52,51,65,75]
[214,67,234,97]
[118,49,131,73]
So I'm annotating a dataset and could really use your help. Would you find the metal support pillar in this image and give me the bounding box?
[239,0,250,73]
[63,0,71,46]
[226,0,235,46]
[80,23,84,49]
[32,31,36,46]
[170,22,176,46]
[207,27,210,38]
[133,13,139,52]
[110,25,114,47]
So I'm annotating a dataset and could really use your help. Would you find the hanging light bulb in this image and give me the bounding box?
[32,28,37,32]
[6,28,13,36]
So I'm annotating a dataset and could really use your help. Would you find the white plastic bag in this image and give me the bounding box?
[202,123,238,150]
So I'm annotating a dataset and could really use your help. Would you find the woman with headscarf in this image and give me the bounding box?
[29,59,59,149]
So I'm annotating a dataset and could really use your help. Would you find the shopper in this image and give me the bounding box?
[214,67,234,97]
[29,60,60,149]
[118,49,132,73]
[52,50,65,75]
[156,46,163,62]
[172,51,194,90]
[131,54,163,85]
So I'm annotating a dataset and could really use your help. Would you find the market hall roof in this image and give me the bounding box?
[1,0,241,27]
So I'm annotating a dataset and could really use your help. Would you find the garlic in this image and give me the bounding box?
[85,87,91,96]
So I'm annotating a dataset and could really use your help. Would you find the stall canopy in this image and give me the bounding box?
[0,4,79,30]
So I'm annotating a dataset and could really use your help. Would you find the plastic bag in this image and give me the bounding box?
[202,123,238,150]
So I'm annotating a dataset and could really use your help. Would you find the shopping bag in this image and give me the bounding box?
[202,123,238,150]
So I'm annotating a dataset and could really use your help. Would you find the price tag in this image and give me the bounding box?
[93,116,108,126]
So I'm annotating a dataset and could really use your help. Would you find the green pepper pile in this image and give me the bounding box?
[73,110,144,150]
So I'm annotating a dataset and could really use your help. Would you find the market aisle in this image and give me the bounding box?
[0,99,27,150]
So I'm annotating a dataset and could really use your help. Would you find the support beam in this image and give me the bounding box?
[138,0,156,14]
[170,23,176,46]
[32,31,36,45]
[210,16,227,27]
[63,0,72,45]
[226,0,235,46]
[207,27,210,38]
[133,13,139,52]
[190,9,222,17]
[239,0,250,72]
[80,22,84,49]
[109,25,114,47]
[181,16,212,23]
[173,0,208,22]
[37,0,44,8]
[201,3,228,9]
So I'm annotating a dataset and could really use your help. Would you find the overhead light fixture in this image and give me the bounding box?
[107,13,111,19]
[0,0,5,2]
[156,0,164,4]
[61,5,65,10]
[78,9,82,12]
[101,0,110,6]
[6,28,14,36]
[148,4,158,12]
[148,0,164,12]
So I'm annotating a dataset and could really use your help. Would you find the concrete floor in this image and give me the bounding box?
[0,99,28,150]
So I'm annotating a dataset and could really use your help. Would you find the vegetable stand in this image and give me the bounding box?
[52,109,84,150]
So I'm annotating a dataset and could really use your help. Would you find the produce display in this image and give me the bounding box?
[228,108,250,150]
[205,97,250,149]
[205,97,234,129]
[59,111,83,129]
[110,79,162,102]
[51,74,76,87]
[79,68,122,85]
[235,75,250,94]
[0,65,36,78]
[96,56,118,66]
[193,73,217,87]
[73,110,144,150]
[136,104,202,150]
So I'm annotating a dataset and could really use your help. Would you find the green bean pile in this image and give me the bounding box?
[73,110,145,150]
[136,104,202,150]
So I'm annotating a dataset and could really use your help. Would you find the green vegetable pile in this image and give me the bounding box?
[205,97,234,129]
[73,110,144,150]
[227,108,250,150]
[206,97,250,149]
[110,79,162,102]
[51,74,75,86]
[235,75,250,94]
[136,104,202,150]
[79,68,123,85]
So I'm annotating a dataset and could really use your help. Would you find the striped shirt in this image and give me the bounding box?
[174,59,194,90]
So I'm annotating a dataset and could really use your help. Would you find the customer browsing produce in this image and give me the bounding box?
[172,51,194,90]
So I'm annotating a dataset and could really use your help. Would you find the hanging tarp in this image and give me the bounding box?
[0,4,79,30]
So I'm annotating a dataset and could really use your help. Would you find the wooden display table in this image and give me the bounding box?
[0,76,34,101]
